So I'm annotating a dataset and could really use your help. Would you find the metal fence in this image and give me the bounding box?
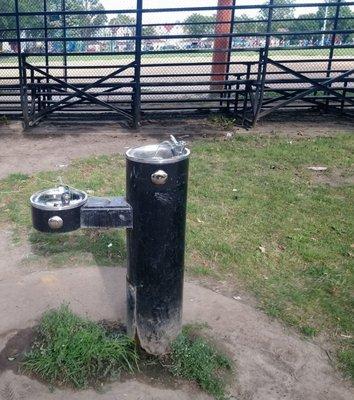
[0,0,353,128]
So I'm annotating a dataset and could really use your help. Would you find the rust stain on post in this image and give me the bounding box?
[211,0,233,92]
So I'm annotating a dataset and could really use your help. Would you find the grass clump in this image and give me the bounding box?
[169,326,232,400]
[0,115,8,125]
[22,307,232,398]
[338,346,354,380]
[208,113,236,130]
[23,305,138,388]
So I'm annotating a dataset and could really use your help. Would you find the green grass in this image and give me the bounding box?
[22,307,232,398]
[169,325,232,400]
[0,157,127,267]
[1,47,353,66]
[208,114,237,130]
[0,115,8,124]
[22,305,138,388]
[1,133,353,378]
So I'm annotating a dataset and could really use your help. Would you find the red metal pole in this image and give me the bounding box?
[211,0,233,92]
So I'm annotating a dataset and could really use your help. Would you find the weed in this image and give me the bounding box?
[338,347,354,380]
[22,306,231,398]
[4,173,29,184]
[169,326,232,400]
[208,114,236,130]
[0,115,8,125]
[300,326,318,337]
[22,305,138,388]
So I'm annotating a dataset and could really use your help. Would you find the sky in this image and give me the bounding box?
[101,0,330,23]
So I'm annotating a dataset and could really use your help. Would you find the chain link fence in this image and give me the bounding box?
[0,0,353,125]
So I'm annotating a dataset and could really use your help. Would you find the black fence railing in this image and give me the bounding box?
[0,0,353,128]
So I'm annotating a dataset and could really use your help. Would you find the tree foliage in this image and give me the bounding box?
[231,0,354,44]
[0,0,107,40]
[142,25,157,37]
[183,13,215,36]
[234,13,261,34]
[109,14,135,36]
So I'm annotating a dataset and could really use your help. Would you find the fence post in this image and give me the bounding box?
[210,0,234,95]
[44,0,49,105]
[224,0,236,111]
[14,0,27,128]
[62,0,68,83]
[252,0,274,127]
[132,0,142,130]
[325,0,342,112]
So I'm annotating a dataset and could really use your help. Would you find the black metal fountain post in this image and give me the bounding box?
[30,136,190,356]
[125,137,190,354]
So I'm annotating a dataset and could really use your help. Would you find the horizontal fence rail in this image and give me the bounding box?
[0,0,353,128]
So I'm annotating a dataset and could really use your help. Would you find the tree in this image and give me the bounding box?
[65,0,107,38]
[183,13,215,36]
[142,26,157,37]
[259,0,295,32]
[0,0,108,45]
[109,14,136,36]
[287,1,354,45]
[0,0,47,51]
[288,13,320,43]
[0,0,108,53]
[0,1,14,50]
[316,0,354,43]
[0,0,45,37]
[234,14,260,34]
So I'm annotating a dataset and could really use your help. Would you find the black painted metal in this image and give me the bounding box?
[126,156,189,355]
[0,1,353,125]
[21,58,135,127]
[31,206,82,233]
[81,197,133,229]
[132,0,143,130]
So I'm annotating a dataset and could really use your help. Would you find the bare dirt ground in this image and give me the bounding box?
[0,113,353,400]
[0,111,353,180]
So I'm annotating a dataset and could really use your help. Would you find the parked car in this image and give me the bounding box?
[160,44,179,51]
[143,42,155,51]
[185,42,200,50]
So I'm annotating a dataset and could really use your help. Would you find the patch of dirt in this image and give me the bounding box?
[310,168,354,187]
[0,328,35,374]
[251,109,354,137]
[133,352,182,390]
[0,111,353,180]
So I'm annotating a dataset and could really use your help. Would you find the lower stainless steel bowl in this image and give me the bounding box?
[30,186,88,233]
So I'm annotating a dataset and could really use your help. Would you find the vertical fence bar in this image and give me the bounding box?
[44,0,49,108]
[340,81,348,112]
[252,0,274,126]
[14,0,27,127]
[253,49,264,116]
[224,0,236,111]
[44,0,49,74]
[325,0,342,112]
[21,55,30,128]
[62,0,68,83]
[234,73,241,114]
[132,0,142,130]
[242,63,251,125]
